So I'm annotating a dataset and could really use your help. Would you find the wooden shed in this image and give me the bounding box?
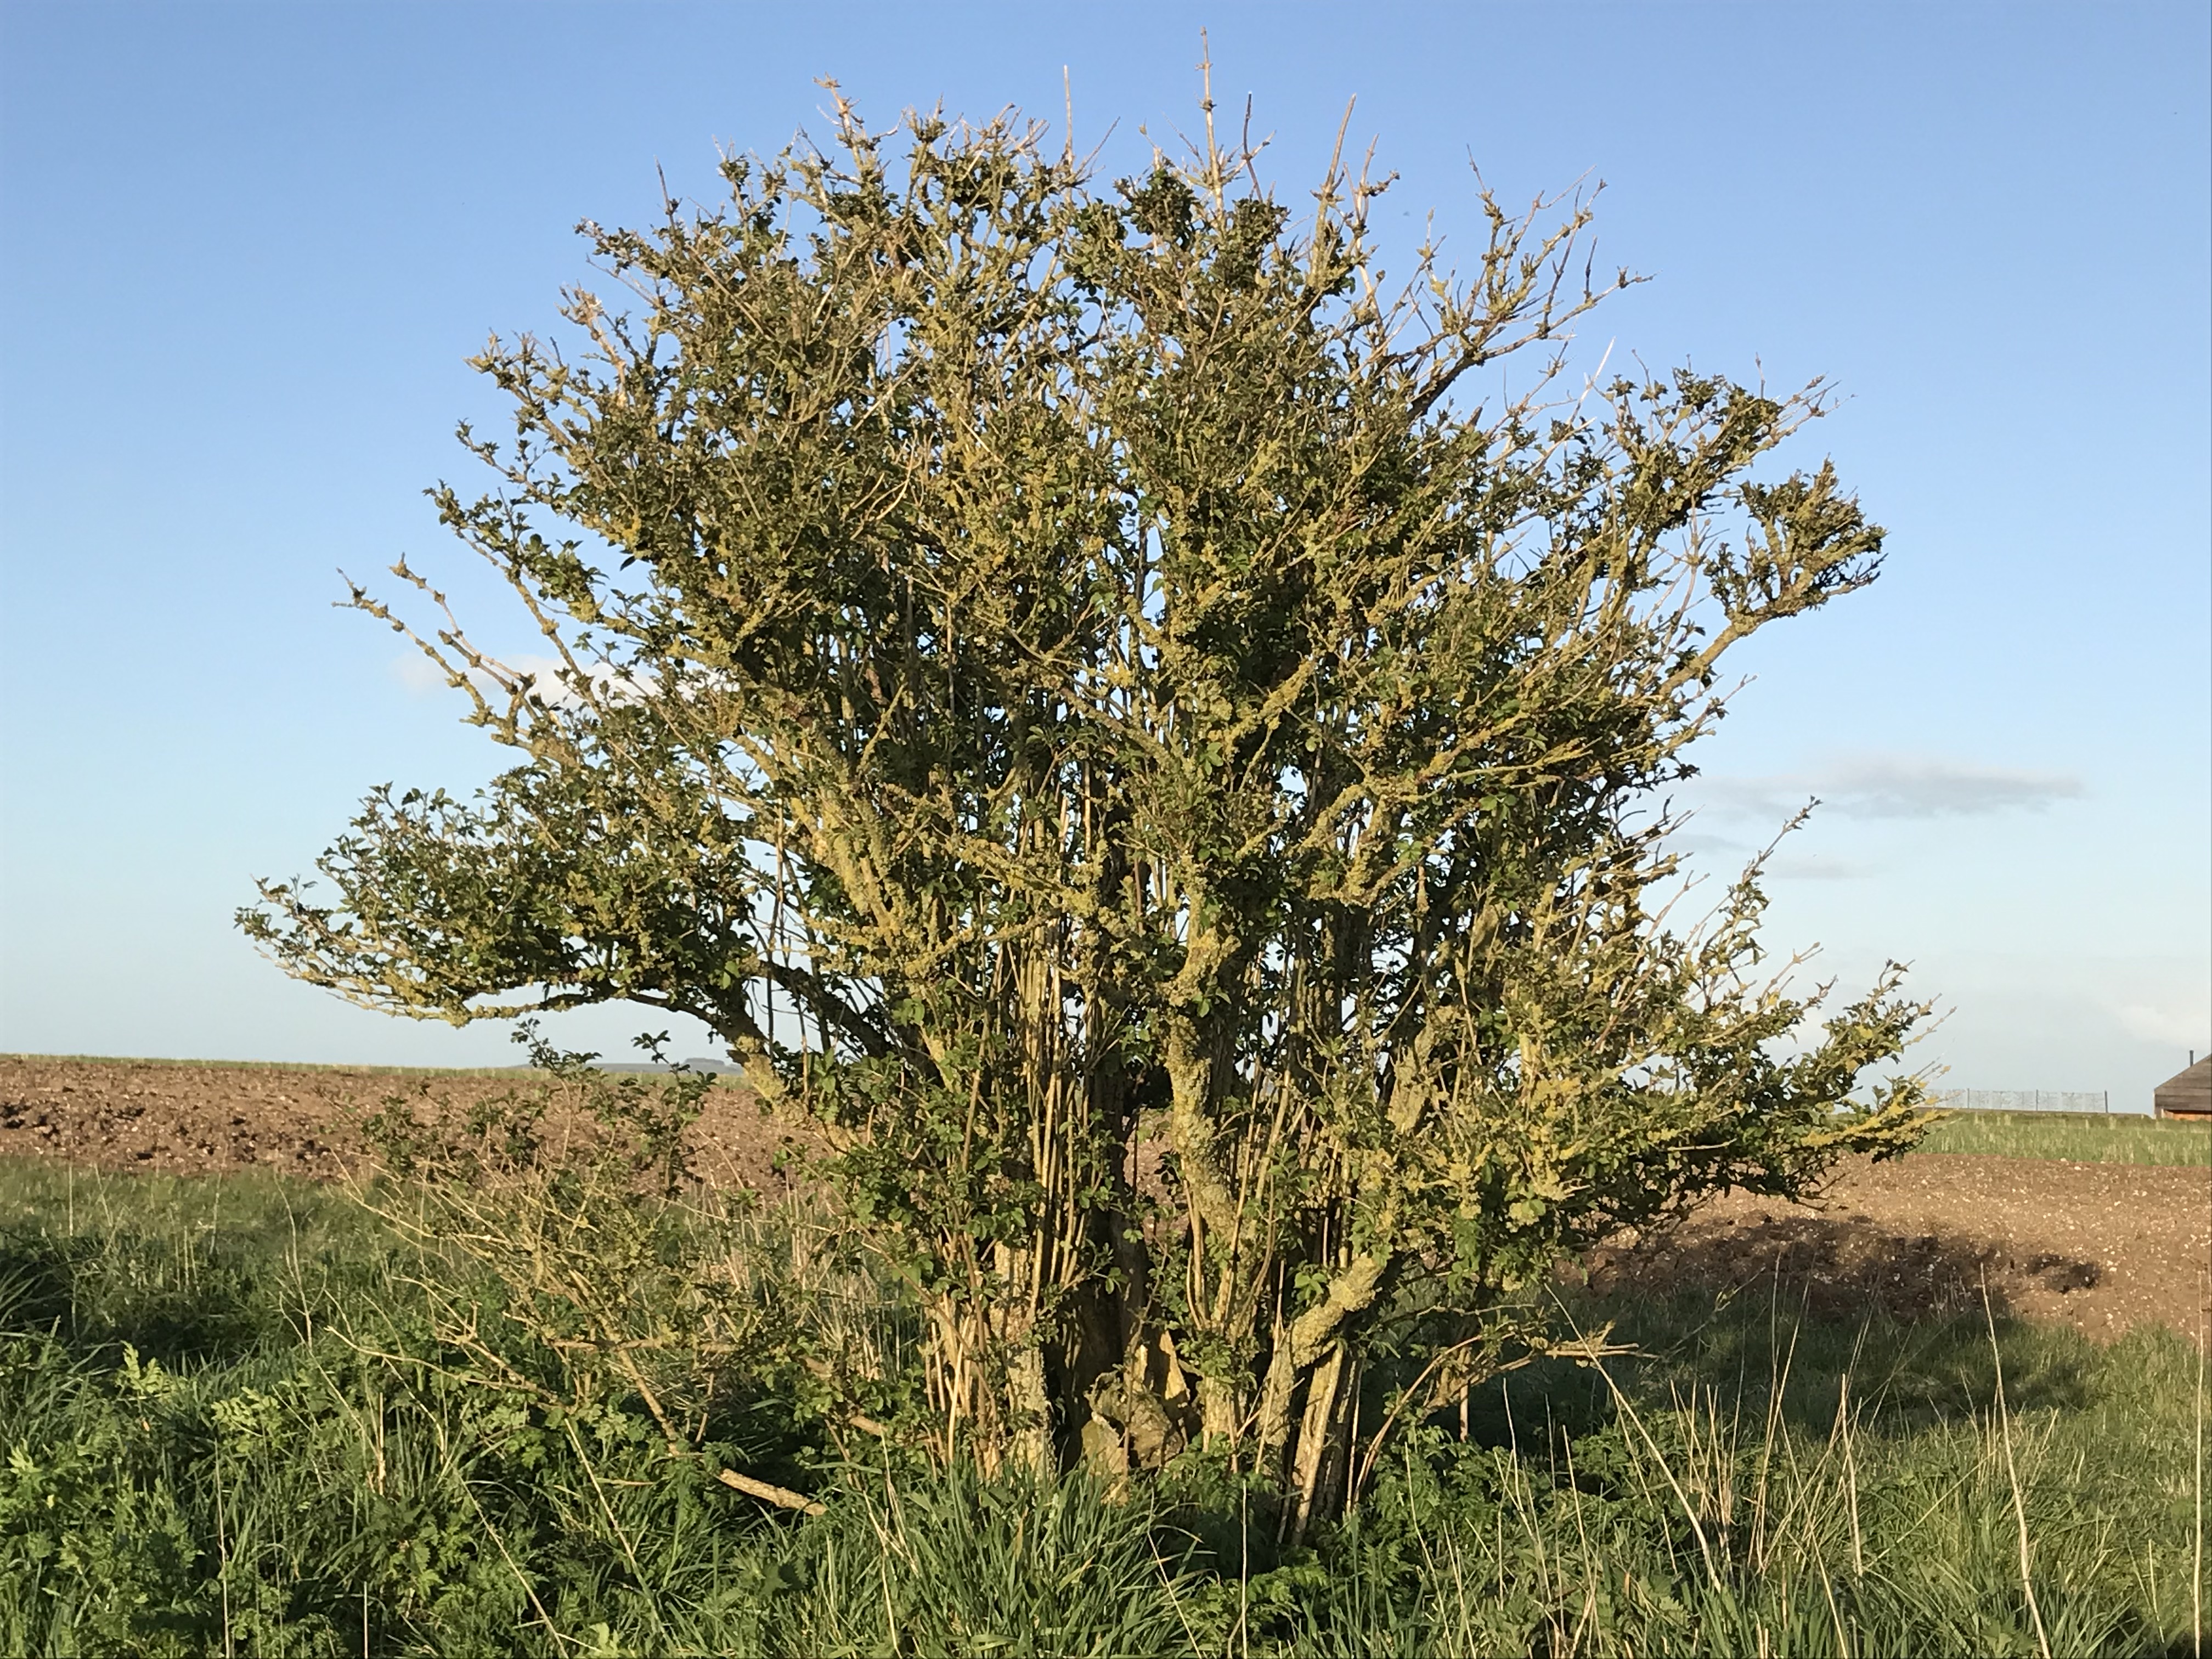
[2153,1057,2211,1119]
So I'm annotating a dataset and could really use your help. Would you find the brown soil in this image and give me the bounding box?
[0,1053,806,1194]
[1585,1155,2211,1344]
[5,1056,2207,1341]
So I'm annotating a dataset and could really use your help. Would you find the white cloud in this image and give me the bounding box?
[1665,831,1751,857]
[2111,996,2211,1049]
[1767,853,1872,881]
[390,651,453,695]
[389,651,648,707]
[1695,753,2084,822]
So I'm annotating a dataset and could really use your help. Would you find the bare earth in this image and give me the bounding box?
[3,1056,2207,1341]
[1584,1156,2211,1344]
[0,1054,804,1194]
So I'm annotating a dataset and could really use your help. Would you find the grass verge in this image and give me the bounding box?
[1917,1109,2212,1166]
[0,1157,2203,1656]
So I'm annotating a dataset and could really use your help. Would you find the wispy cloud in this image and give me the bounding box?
[1767,853,1874,881]
[391,652,453,695]
[1660,832,1871,881]
[1665,831,1752,857]
[390,651,649,707]
[2112,996,2211,1049]
[1695,753,2085,822]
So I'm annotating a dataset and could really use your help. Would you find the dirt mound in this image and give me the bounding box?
[4,1056,2206,1341]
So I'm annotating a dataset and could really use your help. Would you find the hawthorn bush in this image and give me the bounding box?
[245,87,1929,1522]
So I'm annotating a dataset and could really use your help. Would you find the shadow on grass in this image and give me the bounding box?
[0,1229,288,1364]
[0,1161,385,1368]
[1421,1212,2117,1466]
[1584,1205,2101,1325]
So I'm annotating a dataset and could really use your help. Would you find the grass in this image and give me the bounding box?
[0,1155,2204,1656]
[1917,1109,2212,1166]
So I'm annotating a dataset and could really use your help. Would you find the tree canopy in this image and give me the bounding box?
[244,88,1929,1520]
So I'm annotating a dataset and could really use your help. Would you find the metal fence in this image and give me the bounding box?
[1931,1088,2112,1115]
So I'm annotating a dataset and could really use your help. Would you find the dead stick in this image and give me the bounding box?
[715,1467,826,1516]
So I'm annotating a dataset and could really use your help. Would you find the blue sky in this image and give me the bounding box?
[2,1,2205,1109]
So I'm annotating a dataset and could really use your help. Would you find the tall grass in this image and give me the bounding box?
[1918,1109,2212,1166]
[1,1158,2203,1656]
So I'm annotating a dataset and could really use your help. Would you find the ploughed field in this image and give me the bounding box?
[4,1052,2205,1343]
[0,1052,801,1191]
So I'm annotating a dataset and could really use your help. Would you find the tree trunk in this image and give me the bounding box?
[1007,1343,1055,1476]
[1198,1375,1242,1447]
[1285,1341,1348,1546]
